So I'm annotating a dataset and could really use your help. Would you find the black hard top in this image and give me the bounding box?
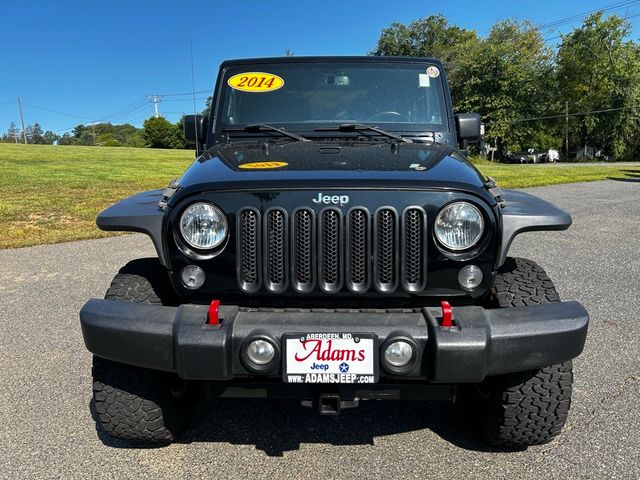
[219,56,445,68]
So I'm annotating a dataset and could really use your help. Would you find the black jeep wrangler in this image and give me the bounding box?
[80,56,588,448]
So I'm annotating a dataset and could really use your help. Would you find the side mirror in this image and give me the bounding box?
[455,113,482,145]
[183,114,208,146]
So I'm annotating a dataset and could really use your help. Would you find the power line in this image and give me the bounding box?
[544,11,640,42]
[540,0,640,29]
[95,97,148,122]
[542,4,640,42]
[507,104,640,124]
[21,101,93,120]
[162,89,210,96]
[162,96,209,103]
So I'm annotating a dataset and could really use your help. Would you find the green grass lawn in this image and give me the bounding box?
[0,144,193,249]
[469,156,640,188]
[0,143,638,249]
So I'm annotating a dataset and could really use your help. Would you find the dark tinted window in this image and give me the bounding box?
[217,62,448,132]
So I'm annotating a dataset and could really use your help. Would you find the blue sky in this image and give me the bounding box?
[1,0,639,134]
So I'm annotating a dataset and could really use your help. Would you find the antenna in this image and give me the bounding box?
[188,20,199,155]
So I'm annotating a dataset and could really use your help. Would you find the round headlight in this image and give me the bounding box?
[180,202,228,250]
[434,202,484,251]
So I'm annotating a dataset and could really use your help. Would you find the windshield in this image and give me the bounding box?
[216,62,449,134]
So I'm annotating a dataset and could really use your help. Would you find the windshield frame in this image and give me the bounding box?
[206,57,455,147]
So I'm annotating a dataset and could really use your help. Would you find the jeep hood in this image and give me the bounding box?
[175,140,489,200]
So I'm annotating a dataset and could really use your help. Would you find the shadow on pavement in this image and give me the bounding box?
[91,396,522,456]
[608,169,640,182]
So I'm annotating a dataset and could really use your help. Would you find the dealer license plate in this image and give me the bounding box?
[283,333,377,384]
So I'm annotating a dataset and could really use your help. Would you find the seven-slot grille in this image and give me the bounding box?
[237,206,427,294]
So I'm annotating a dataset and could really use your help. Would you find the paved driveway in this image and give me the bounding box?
[1,180,638,479]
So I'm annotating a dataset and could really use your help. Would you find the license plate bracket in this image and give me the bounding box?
[282,333,378,384]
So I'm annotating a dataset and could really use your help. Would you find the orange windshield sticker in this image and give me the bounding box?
[239,161,288,169]
[228,72,284,93]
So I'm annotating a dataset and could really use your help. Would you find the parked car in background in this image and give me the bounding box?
[503,149,559,164]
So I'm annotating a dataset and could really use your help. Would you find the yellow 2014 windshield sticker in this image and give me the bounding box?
[228,72,284,92]
[239,161,288,169]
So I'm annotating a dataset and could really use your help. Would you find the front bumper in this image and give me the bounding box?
[80,299,588,383]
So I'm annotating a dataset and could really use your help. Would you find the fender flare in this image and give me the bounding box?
[498,189,572,267]
[96,190,169,267]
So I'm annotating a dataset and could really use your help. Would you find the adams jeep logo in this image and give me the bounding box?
[312,192,350,206]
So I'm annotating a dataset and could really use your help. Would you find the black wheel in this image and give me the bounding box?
[92,258,198,443]
[464,257,573,448]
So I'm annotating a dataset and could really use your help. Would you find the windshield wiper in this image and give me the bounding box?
[314,123,412,143]
[223,123,310,142]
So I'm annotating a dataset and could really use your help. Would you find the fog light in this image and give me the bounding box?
[246,339,276,366]
[181,265,205,289]
[458,265,483,291]
[384,341,414,368]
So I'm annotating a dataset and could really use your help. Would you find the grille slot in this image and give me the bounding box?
[291,209,315,293]
[237,208,261,293]
[346,208,371,292]
[402,207,427,292]
[319,209,343,293]
[264,208,288,293]
[374,208,399,292]
[237,205,426,294]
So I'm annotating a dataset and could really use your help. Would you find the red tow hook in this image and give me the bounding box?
[207,299,222,325]
[440,300,453,328]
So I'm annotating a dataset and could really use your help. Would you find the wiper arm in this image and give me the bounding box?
[314,123,412,143]
[223,123,310,142]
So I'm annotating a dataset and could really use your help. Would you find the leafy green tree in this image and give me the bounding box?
[371,14,480,102]
[143,116,182,148]
[33,123,44,144]
[202,96,213,117]
[42,130,59,145]
[1,122,20,143]
[97,132,120,146]
[373,16,560,153]
[72,124,86,138]
[455,20,560,152]
[58,133,78,145]
[556,13,640,159]
[123,131,146,147]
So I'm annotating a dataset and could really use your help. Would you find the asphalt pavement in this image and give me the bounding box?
[1,179,639,479]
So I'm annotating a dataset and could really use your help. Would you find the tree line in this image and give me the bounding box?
[0,116,192,149]
[373,12,640,160]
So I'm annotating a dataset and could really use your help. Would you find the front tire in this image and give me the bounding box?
[93,357,198,443]
[92,258,198,443]
[465,257,573,448]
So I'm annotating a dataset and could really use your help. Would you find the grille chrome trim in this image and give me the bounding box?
[401,206,428,293]
[237,207,262,293]
[345,207,371,293]
[291,208,316,293]
[263,208,289,293]
[373,207,399,293]
[318,208,344,293]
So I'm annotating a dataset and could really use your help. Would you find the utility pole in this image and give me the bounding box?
[565,101,569,161]
[146,95,164,118]
[17,98,27,144]
[90,122,96,145]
